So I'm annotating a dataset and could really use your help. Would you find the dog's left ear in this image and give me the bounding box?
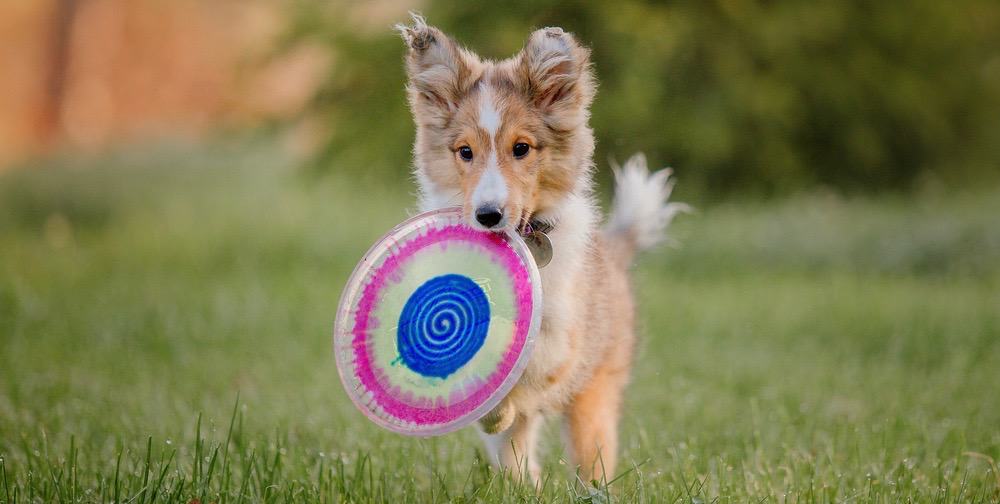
[396,13,480,128]
[518,27,595,129]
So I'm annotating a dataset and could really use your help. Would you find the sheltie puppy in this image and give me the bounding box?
[396,14,686,484]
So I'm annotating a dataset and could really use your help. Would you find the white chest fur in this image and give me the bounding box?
[521,194,597,389]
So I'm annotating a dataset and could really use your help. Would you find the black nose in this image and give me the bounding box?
[475,206,504,228]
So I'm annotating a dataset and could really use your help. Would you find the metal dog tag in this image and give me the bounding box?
[524,230,553,268]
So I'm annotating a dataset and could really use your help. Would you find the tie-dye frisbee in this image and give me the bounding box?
[333,208,542,436]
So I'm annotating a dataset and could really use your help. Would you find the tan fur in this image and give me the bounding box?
[397,14,665,485]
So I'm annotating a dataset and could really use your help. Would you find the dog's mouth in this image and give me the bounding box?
[462,208,554,266]
[466,214,512,233]
[464,208,528,234]
[463,208,553,238]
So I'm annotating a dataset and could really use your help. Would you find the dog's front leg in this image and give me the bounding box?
[477,409,543,485]
[478,398,516,434]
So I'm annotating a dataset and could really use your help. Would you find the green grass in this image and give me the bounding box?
[1,143,999,502]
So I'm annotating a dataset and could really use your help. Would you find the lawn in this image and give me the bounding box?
[1,143,999,502]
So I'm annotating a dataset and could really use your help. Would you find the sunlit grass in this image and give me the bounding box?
[1,143,998,502]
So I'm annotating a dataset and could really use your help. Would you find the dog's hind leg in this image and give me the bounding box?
[477,411,544,484]
[563,364,629,484]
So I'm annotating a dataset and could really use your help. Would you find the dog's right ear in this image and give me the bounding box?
[517,27,594,131]
[396,13,479,127]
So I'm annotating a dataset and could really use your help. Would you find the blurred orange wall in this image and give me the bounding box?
[0,0,326,168]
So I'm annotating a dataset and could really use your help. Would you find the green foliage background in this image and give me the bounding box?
[289,0,1000,197]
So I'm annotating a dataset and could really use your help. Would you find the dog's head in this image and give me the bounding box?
[398,14,595,231]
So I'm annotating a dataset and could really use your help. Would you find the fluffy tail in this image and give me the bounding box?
[604,153,690,265]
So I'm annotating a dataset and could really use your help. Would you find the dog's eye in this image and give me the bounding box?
[512,143,530,159]
[458,146,474,161]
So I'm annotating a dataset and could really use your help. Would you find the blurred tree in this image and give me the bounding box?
[287,0,1000,197]
[37,0,79,147]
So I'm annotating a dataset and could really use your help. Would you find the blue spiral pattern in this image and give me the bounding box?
[396,274,491,378]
